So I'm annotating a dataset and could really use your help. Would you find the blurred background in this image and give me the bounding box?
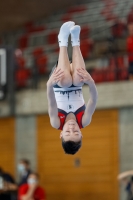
[0,0,133,199]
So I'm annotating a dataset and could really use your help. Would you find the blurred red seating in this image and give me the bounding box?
[91,69,105,83]
[80,39,93,59]
[67,5,87,14]
[27,26,45,33]
[111,21,126,37]
[61,14,73,22]
[47,31,58,44]
[109,58,116,69]
[117,56,128,80]
[17,57,26,68]
[80,26,90,39]
[127,36,133,62]
[105,69,116,81]
[54,47,59,53]
[101,1,117,22]
[91,68,116,83]
[118,69,128,80]
[62,5,87,22]
[15,69,31,88]
[104,1,116,9]
[90,57,128,83]
[106,14,117,21]
[127,12,133,23]
[90,70,98,82]
[15,53,31,88]
[117,56,125,69]
[32,47,44,58]
[36,55,48,74]
[101,8,111,15]
[24,21,46,33]
[18,34,29,49]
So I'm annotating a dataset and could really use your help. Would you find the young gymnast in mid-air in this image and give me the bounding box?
[47,21,98,155]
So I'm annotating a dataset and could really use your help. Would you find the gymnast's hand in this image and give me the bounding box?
[76,68,94,85]
[47,68,64,87]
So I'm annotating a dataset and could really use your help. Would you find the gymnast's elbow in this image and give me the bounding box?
[82,116,92,127]
[50,117,59,129]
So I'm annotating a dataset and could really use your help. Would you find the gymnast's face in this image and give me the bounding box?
[60,119,82,142]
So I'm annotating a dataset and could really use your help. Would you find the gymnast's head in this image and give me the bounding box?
[60,119,82,155]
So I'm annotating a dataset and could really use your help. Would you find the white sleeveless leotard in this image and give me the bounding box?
[53,84,85,113]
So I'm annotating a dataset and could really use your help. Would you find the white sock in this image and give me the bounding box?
[58,21,75,47]
[70,25,81,46]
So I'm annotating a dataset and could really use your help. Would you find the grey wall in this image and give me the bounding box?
[0,81,133,116]
[15,116,37,178]
[119,108,133,200]
[15,81,133,115]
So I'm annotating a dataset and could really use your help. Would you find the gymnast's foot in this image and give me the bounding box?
[58,21,75,47]
[70,25,81,46]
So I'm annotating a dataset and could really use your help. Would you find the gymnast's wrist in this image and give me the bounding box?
[47,81,53,88]
[86,79,95,85]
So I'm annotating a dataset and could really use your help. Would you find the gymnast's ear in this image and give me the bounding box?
[60,132,63,139]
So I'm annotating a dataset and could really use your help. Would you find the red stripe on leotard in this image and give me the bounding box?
[58,112,67,130]
[75,110,85,129]
[58,105,85,130]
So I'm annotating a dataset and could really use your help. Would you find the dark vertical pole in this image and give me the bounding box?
[0,55,1,93]
[6,46,15,116]
[0,50,6,100]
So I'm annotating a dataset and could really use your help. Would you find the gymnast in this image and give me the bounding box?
[118,170,133,199]
[47,21,98,155]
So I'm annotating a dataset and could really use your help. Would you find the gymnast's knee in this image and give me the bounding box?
[58,74,72,88]
[72,74,84,87]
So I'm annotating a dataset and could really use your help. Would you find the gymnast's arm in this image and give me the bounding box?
[47,68,64,129]
[47,83,60,129]
[118,170,133,180]
[82,80,98,127]
[76,68,98,127]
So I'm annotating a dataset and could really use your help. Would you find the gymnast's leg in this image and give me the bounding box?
[70,25,86,86]
[56,21,75,88]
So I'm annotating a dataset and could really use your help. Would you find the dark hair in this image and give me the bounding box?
[29,172,39,179]
[20,159,30,165]
[61,139,82,155]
